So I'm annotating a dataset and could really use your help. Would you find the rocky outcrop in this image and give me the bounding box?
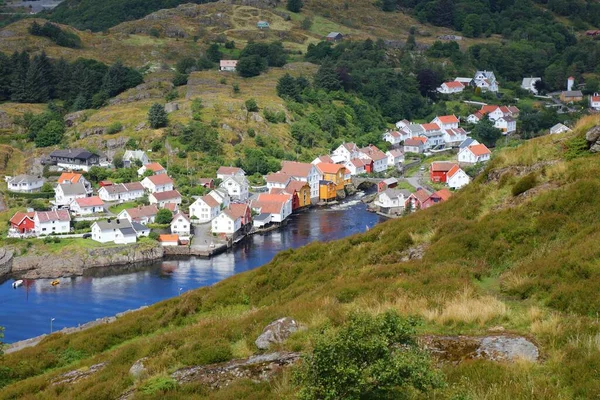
[129,357,148,380]
[586,126,600,153]
[52,363,107,386]
[487,161,557,183]
[255,317,300,350]
[0,248,13,278]
[400,244,427,262]
[165,102,179,113]
[64,111,88,128]
[0,110,14,129]
[420,335,539,364]
[12,243,163,279]
[171,352,300,387]
[80,127,107,138]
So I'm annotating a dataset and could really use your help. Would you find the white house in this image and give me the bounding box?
[69,196,105,215]
[332,143,360,163]
[549,123,571,135]
[437,81,465,94]
[311,155,334,165]
[421,124,446,150]
[251,194,293,223]
[137,162,166,176]
[34,210,71,236]
[383,130,411,146]
[57,172,92,193]
[591,93,600,110]
[118,205,159,224]
[123,150,149,168]
[455,77,473,85]
[54,182,88,207]
[386,149,404,168]
[494,116,517,134]
[141,174,174,193]
[447,165,471,189]
[170,212,191,237]
[443,128,469,147]
[521,77,542,94]
[458,144,492,164]
[279,161,320,200]
[432,115,460,131]
[404,137,426,154]
[345,158,368,175]
[265,173,292,190]
[189,194,220,223]
[149,190,182,208]
[219,60,238,72]
[7,175,45,193]
[216,166,245,181]
[358,145,388,173]
[212,209,242,236]
[219,176,249,201]
[473,70,499,92]
[374,188,410,212]
[208,189,231,208]
[91,219,137,244]
[98,182,145,202]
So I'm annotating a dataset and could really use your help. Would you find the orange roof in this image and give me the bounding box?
[285,180,309,193]
[592,96,600,102]
[144,162,165,172]
[252,200,284,214]
[164,203,178,212]
[444,81,464,88]
[146,174,174,185]
[280,161,314,177]
[411,188,431,203]
[58,172,82,184]
[434,189,452,201]
[468,144,491,156]
[316,162,345,174]
[217,166,244,175]
[447,164,461,179]
[159,234,179,242]
[257,193,292,203]
[436,115,460,124]
[228,203,249,219]
[200,194,219,208]
[421,123,440,131]
[480,105,500,115]
[316,155,334,163]
[266,172,291,184]
[10,211,34,225]
[74,196,104,207]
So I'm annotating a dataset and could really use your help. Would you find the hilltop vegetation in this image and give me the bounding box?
[1,117,600,398]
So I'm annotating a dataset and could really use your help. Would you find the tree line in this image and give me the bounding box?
[28,21,82,49]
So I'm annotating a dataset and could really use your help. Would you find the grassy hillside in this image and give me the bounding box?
[2,118,600,398]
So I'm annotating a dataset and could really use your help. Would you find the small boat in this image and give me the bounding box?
[51,280,60,286]
[12,280,23,289]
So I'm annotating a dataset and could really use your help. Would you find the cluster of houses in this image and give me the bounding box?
[384,114,469,152]
[467,104,520,134]
[373,184,453,216]
[438,71,500,95]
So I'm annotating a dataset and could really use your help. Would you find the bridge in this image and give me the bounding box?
[350,176,385,188]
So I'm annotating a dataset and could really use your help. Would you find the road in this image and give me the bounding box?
[406,169,435,193]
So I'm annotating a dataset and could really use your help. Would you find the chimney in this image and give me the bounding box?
[117,219,120,224]
[567,76,575,91]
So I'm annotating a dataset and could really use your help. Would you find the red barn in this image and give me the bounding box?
[430,161,458,183]
[10,211,35,234]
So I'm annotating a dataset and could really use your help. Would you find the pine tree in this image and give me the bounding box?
[54,58,71,100]
[0,53,13,101]
[11,51,30,102]
[102,61,127,97]
[148,103,168,128]
[314,60,342,91]
[287,0,303,13]
[276,73,300,101]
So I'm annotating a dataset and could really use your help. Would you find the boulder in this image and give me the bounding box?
[255,317,299,350]
[165,102,179,113]
[586,126,600,153]
[52,362,107,386]
[129,357,148,380]
[64,111,87,128]
[477,336,539,362]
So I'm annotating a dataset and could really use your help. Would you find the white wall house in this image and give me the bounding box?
[521,77,541,94]
[220,60,238,72]
[279,161,320,200]
[212,210,242,235]
[54,182,88,207]
[265,173,291,190]
[432,115,460,131]
[123,150,149,168]
[374,189,409,210]
[137,162,166,176]
[189,195,220,223]
[7,175,45,193]
[98,182,145,202]
[494,116,516,134]
[443,128,469,147]
[252,197,292,223]
[141,174,174,193]
[358,145,388,173]
[447,166,471,189]
[404,138,425,154]
[170,213,191,237]
[458,144,492,164]
[117,205,159,224]
[208,189,231,208]
[437,81,464,94]
[34,210,71,236]
[216,166,246,181]
[591,93,600,110]
[149,190,182,208]
[345,158,368,175]
[473,70,499,92]
[219,176,249,201]
[332,143,360,163]
[91,219,137,244]
[69,196,105,215]
[549,123,571,135]
[386,149,404,168]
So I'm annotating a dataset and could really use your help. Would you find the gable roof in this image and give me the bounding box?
[217,166,244,175]
[285,180,309,193]
[280,161,314,177]
[468,144,491,156]
[123,205,159,219]
[431,161,457,172]
[341,142,358,152]
[94,219,133,231]
[359,145,387,161]
[220,60,238,67]
[265,172,292,184]
[74,196,104,207]
[421,123,441,131]
[50,148,98,161]
[58,182,87,196]
[36,210,70,222]
[387,149,404,158]
[144,162,165,172]
[327,32,342,38]
[443,81,464,89]
[381,188,411,199]
[435,115,460,124]
[405,137,426,146]
[251,200,284,214]
[350,158,369,167]
[257,193,292,203]
[197,194,219,208]
[459,137,479,149]
[562,90,583,97]
[151,190,181,201]
[411,188,431,203]
[58,172,84,184]
[171,212,190,223]
[123,150,147,160]
[10,211,35,225]
[316,162,346,174]
[447,164,461,179]
[146,174,174,186]
[433,189,452,201]
[315,155,334,164]
[159,234,179,242]
[9,174,44,185]
[228,203,250,220]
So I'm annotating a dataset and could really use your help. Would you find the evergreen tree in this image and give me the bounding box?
[25,52,53,102]
[11,51,30,102]
[102,61,128,97]
[378,0,397,12]
[0,53,12,101]
[287,0,303,13]
[472,115,502,147]
[35,120,64,147]
[276,73,300,100]
[237,55,267,77]
[148,103,168,128]
[206,44,222,63]
[314,60,342,91]
[54,58,72,100]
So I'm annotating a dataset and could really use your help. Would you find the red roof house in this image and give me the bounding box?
[10,211,35,233]
[430,161,458,183]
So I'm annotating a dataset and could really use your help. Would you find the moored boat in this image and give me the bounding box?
[12,280,23,288]
[51,280,60,286]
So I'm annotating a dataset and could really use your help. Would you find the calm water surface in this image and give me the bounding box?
[0,200,384,343]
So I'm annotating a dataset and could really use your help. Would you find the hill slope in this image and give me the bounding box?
[2,118,600,398]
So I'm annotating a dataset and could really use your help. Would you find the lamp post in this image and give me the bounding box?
[178,287,183,296]
[50,317,55,334]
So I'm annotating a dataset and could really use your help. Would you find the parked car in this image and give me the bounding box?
[82,233,92,239]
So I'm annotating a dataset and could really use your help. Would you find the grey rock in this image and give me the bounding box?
[255,317,299,350]
[135,122,147,131]
[586,126,600,153]
[0,110,13,129]
[165,102,179,113]
[477,336,539,362]
[52,362,107,386]
[64,111,87,128]
[221,123,232,131]
[129,357,148,380]
[80,127,107,138]
[249,112,263,123]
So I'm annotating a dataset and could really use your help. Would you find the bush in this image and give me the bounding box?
[172,73,188,87]
[155,208,173,224]
[245,98,258,112]
[247,128,256,137]
[148,231,160,241]
[512,173,537,196]
[140,376,177,395]
[148,103,168,129]
[106,122,123,134]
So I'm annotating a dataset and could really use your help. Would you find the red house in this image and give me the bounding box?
[430,161,458,183]
[98,180,113,187]
[405,188,431,211]
[229,203,252,227]
[10,211,35,233]
[199,178,214,189]
[423,189,452,208]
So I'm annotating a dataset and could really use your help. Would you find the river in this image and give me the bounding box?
[0,200,384,343]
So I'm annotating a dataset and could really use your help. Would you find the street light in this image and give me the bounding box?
[178,287,183,296]
[50,318,55,334]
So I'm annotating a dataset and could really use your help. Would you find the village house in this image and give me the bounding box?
[521,77,541,94]
[217,166,246,181]
[34,210,71,236]
[459,137,479,149]
[383,130,410,146]
[91,219,139,244]
[7,175,45,193]
[219,176,249,201]
[251,193,293,223]
[443,128,469,147]
[170,213,191,237]
[494,116,517,134]
[149,190,182,208]
[344,158,369,176]
[447,165,471,189]
[430,161,458,183]
[378,177,398,192]
[283,180,311,210]
[311,155,335,164]
[455,77,473,86]
[326,32,343,42]
[590,93,600,110]
[421,123,445,149]
[458,143,492,164]
[423,189,452,208]
[374,188,411,215]
[358,145,388,173]
[467,105,519,131]
[219,60,238,72]
[208,188,231,207]
[265,172,292,190]
[141,174,174,193]
[560,90,583,103]
[159,234,179,246]
[49,148,101,172]
[54,182,88,207]
[9,211,35,235]
[386,149,404,168]
[279,161,320,200]
[315,163,350,195]
[58,172,92,192]
[118,205,159,224]
[319,180,337,202]
[403,137,426,154]
[98,182,145,202]
[123,150,149,168]
[395,119,410,130]
[473,70,499,92]
[229,203,253,228]
[69,196,105,215]
[189,194,220,223]
[437,81,465,94]
[432,115,460,131]
[257,20,270,29]
[137,162,166,176]
[212,209,242,237]
[549,123,571,135]
[332,143,360,163]
[198,178,214,189]
[405,188,431,212]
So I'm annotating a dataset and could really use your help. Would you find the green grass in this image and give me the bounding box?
[108,201,137,214]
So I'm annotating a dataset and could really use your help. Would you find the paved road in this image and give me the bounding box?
[406,170,435,193]
[191,223,226,251]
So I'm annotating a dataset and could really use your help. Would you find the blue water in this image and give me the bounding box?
[0,201,384,343]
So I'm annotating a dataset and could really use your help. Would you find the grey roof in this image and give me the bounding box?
[254,213,271,221]
[459,138,478,149]
[327,32,342,37]
[550,123,571,133]
[424,130,444,138]
[94,219,133,231]
[119,227,136,236]
[382,188,411,199]
[475,70,496,81]
[521,77,540,87]
[9,174,44,184]
[131,222,149,232]
[58,182,87,196]
[562,90,583,97]
[50,148,98,161]
[123,150,147,160]
[406,124,425,135]
[383,178,398,185]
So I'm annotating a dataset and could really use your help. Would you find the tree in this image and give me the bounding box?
[237,55,267,77]
[206,43,222,63]
[416,68,441,97]
[155,208,173,224]
[35,120,64,147]
[472,115,502,147]
[245,98,258,112]
[148,103,168,129]
[295,311,444,399]
[113,151,124,168]
[287,0,303,13]
[314,60,342,91]
[276,73,300,101]
[40,182,54,193]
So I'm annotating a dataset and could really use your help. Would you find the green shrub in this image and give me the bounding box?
[245,98,258,112]
[148,231,160,241]
[565,135,589,160]
[512,173,537,196]
[106,122,123,134]
[140,376,177,395]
